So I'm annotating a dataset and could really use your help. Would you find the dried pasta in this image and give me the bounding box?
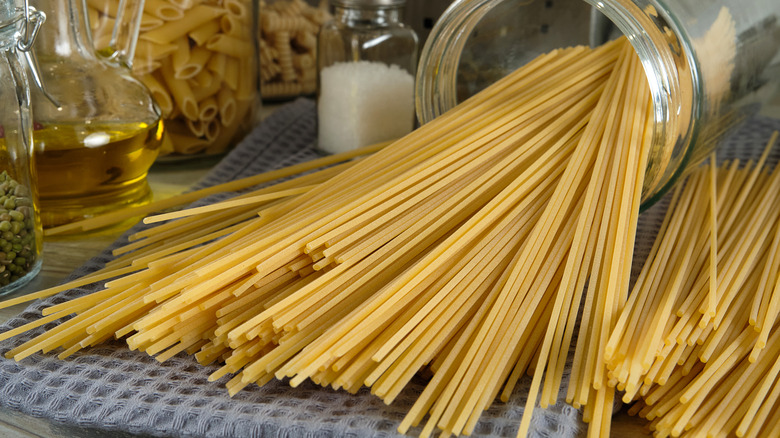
[8,37,775,438]
[603,132,780,437]
[89,0,260,156]
[259,0,331,99]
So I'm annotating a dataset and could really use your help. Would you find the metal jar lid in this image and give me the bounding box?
[331,0,407,7]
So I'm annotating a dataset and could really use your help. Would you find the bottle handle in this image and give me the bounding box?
[102,0,145,68]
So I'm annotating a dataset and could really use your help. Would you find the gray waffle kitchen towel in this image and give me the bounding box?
[0,98,583,438]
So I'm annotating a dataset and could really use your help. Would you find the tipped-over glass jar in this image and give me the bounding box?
[416,0,780,208]
[317,0,419,154]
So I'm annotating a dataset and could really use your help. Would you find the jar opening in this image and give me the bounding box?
[415,0,703,208]
[332,0,406,8]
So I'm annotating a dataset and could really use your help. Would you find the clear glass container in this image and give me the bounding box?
[0,2,44,294]
[416,0,780,207]
[317,0,418,154]
[260,0,332,101]
[30,0,164,229]
[89,0,261,160]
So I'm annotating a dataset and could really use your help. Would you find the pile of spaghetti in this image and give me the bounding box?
[3,36,780,438]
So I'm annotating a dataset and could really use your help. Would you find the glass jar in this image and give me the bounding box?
[259,0,332,101]
[317,0,418,154]
[90,0,262,159]
[0,3,45,294]
[416,0,780,207]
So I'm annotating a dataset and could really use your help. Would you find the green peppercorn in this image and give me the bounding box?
[12,185,28,197]
[0,172,37,287]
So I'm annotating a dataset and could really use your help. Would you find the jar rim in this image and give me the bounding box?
[0,7,26,49]
[414,0,702,209]
[331,0,406,8]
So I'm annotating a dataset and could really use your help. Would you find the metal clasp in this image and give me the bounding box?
[14,1,60,109]
[16,0,43,52]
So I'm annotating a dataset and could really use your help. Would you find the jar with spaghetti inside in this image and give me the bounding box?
[416,0,780,208]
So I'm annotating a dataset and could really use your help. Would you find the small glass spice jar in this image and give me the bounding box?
[317,0,418,154]
[0,1,45,294]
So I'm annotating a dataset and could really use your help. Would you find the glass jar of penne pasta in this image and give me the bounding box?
[416,0,780,208]
[90,0,264,158]
[0,2,46,293]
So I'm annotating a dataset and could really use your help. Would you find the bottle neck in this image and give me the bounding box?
[33,0,95,60]
[333,4,404,27]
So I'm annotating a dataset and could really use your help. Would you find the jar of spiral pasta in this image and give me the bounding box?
[259,0,332,100]
[417,0,780,207]
[90,0,263,158]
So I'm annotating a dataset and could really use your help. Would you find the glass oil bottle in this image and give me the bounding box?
[30,0,163,230]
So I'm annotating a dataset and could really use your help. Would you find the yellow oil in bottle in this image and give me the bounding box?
[33,120,164,229]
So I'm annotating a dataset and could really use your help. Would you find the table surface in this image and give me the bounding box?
[6,94,780,437]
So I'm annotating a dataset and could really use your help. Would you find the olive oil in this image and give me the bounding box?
[34,120,164,229]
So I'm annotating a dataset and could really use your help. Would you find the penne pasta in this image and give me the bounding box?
[167,130,209,155]
[198,96,219,121]
[143,0,185,21]
[134,39,178,61]
[175,46,212,79]
[86,0,117,17]
[216,87,236,126]
[90,0,261,156]
[188,19,221,45]
[139,72,175,116]
[160,60,199,120]
[170,36,191,74]
[140,5,226,45]
[140,13,164,31]
[223,0,248,19]
[205,33,255,58]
